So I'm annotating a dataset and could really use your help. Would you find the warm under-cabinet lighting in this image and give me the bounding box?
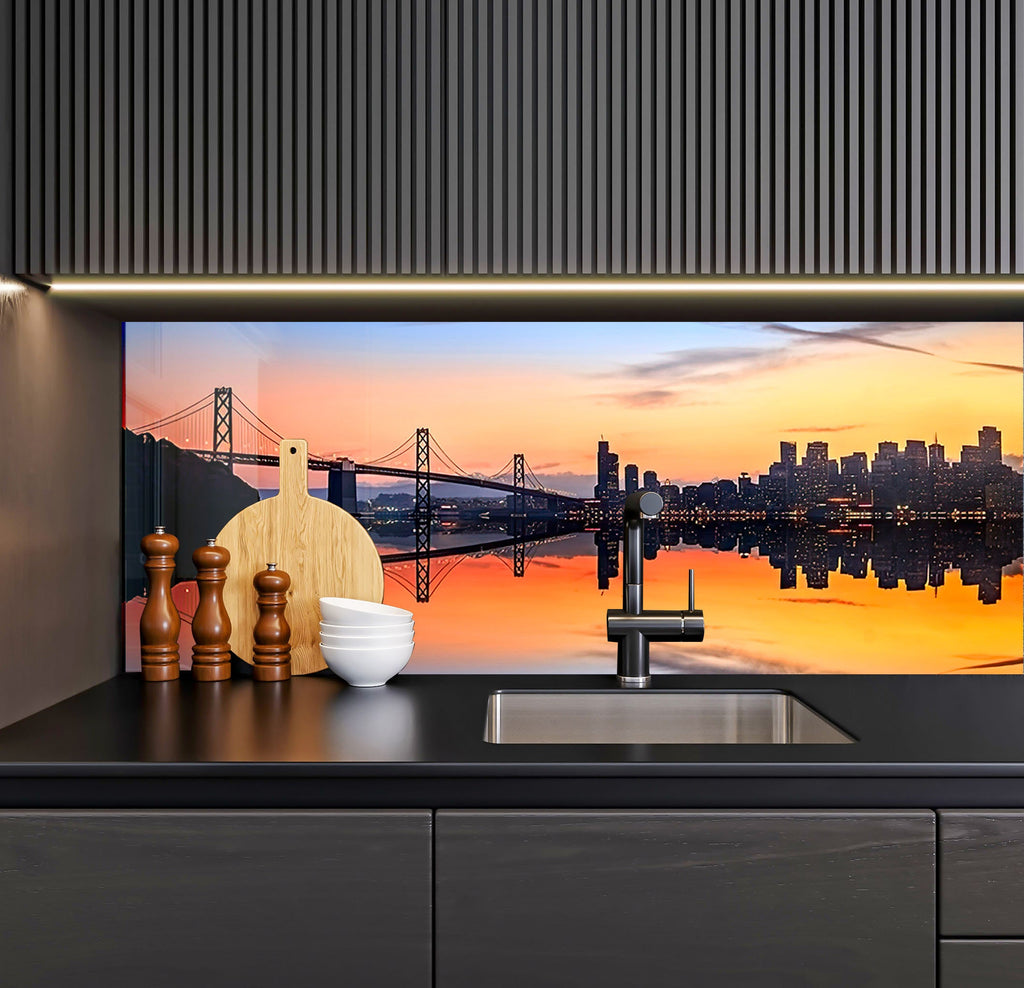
[46,277,1024,295]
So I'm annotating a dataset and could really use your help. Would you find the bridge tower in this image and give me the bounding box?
[512,454,526,525]
[512,453,526,577]
[327,459,358,514]
[212,387,233,467]
[414,428,431,602]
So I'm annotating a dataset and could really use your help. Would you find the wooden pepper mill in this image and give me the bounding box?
[191,539,232,682]
[140,526,181,682]
[252,563,291,681]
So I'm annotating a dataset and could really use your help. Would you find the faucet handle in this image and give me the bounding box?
[688,569,695,611]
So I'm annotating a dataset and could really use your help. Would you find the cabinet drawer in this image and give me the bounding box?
[437,810,935,988]
[941,941,1024,987]
[940,812,1024,936]
[0,811,432,988]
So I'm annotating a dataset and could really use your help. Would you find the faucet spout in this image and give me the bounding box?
[622,490,663,615]
[609,490,704,687]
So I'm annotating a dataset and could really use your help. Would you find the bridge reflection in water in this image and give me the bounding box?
[124,519,1023,675]
[370,524,1022,676]
[124,389,1023,674]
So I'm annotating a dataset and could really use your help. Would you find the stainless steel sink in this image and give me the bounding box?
[484,690,853,744]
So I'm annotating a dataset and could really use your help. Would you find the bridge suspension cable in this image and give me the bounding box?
[233,394,285,442]
[383,566,418,597]
[129,391,578,501]
[427,434,473,477]
[428,555,468,594]
[365,433,417,465]
[486,457,514,481]
[133,392,215,434]
[234,403,288,454]
[524,461,546,489]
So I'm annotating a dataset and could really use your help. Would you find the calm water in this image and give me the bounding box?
[125,522,1022,676]
[371,522,1023,675]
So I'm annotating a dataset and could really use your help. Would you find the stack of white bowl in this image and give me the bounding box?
[319,597,415,687]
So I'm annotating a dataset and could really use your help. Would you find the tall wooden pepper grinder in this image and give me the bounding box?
[140,526,181,681]
[252,563,291,681]
[191,539,232,681]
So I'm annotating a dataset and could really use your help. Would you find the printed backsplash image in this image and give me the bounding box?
[123,320,1023,675]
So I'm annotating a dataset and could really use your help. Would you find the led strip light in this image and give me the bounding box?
[46,277,1024,294]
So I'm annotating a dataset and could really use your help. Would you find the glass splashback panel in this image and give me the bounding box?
[123,320,1023,674]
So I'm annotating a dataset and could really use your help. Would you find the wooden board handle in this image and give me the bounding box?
[278,440,310,503]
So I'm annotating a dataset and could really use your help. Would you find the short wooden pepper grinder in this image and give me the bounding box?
[252,563,291,681]
[191,539,232,681]
[140,526,181,682]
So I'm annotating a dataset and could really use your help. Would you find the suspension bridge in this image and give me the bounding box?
[130,387,588,601]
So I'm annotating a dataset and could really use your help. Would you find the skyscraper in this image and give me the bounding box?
[804,441,829,464]
[875,441,899,463]
[594,441,620,500]
[904,440,928,469]
[802,442,830,505]
[780,441,797,467]
[961,444,984,467]
[624,463,639,494]
[840,453,869,497]
[928,438,945,469]
[643,470,659,491]
[979,426,1002,465]
[840,452,869,476]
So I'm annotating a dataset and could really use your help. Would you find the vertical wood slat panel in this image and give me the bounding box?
[7,0,1024,277]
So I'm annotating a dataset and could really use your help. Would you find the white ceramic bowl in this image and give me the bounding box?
[320,640,415,688]
[319,622,415,634]
[321,629,414,647]
[319,597,414,627]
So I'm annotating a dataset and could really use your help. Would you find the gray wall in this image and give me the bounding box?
[0,286,122,728]
[9,0,1024,277]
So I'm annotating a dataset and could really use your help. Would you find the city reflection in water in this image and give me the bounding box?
[126,521,1022,678]
[374,521,1022,676]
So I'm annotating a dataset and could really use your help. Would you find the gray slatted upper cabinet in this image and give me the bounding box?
[436,810,936,988]
[7,0,1023,277]
[0,811,432,988]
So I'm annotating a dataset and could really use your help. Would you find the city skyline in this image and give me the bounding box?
[593,424,1022,518]
[343,424,1022,507]
[124,320,1023,493]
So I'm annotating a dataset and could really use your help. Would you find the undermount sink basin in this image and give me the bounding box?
[484,690,854,745]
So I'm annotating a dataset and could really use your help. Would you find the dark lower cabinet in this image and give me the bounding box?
[940,811,1024,936]
[0,810,432,988]
[436,810,936,988]
[941,941,1024,987]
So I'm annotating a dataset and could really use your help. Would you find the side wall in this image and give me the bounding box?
[0,0,12,274]
[0,285,122,727]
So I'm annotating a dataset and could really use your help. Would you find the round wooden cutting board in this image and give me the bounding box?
[216,439,385,675]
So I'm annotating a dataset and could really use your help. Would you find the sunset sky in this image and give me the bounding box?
[123,319,1022,676]
[124,320,1023,493]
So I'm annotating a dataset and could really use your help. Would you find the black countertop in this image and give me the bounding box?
[1,673,1024,808]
